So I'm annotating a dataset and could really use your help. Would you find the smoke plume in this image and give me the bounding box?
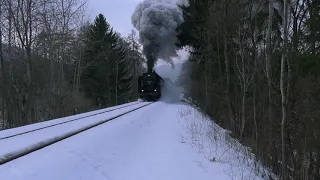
[131,0,184,70]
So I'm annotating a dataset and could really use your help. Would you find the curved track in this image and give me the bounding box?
[0,102,142,140]
[0,102,153,165]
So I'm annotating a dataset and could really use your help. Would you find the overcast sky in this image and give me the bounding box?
[87,0,141,37]
[86,0,189,66]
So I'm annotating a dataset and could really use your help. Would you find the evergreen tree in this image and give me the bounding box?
[117,45,133,104]
[124,31,146,99]
[176,0,210,55]
[80,14,138,106]
[80,14,118,107]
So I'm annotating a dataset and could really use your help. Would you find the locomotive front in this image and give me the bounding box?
[138,69,162,101]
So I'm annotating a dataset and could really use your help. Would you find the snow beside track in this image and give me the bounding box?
[0,101,140,139]
[0,102,150,163]
[0,100,268,180]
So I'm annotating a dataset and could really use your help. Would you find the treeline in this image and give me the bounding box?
[177,0,319,179]
[0,0,145,130]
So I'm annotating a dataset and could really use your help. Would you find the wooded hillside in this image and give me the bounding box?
[0,0,145,130]
[177,0,320,179]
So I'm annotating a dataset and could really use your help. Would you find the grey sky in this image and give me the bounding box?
[87,0,189,66]
[87,0,142,37]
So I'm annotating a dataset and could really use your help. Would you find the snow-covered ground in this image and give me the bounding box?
[0,98,267,180]
[0,101,140,139]
[178,104,274,180]
[0,63,272,180]
[0,102,150,163]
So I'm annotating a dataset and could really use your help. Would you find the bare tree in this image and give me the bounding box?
[223,0,235,130]
[266,0,274,146]
[236,26,255,139]
[5,0,36,124]
[281,0,289,178]
[178,0,320,178]
[0,0,4,129]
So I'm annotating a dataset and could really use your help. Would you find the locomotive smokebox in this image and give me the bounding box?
[138,68,163,101]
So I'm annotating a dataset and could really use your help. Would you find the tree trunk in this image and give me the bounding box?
[223,0,235,131]
[50,41,55,91]
[73,44,82,92]
[251,33,258,154]
[216,36,222,79]
[6,0,12,128]
[60,0,67,84]
[266,0,273,149]
[224,35,233,130]
[240,88,246,138]
[0,1,5,129]
[131,31,137,99]
[281,0,288,178]
[116,59,119,105]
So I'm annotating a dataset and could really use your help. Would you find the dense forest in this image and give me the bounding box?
[0,0,145,130]
[176,0,319,179]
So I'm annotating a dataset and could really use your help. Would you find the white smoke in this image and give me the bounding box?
[131,0,185,69]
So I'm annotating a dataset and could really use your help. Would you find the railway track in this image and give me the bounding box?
[0,102,154,165]
[0,102,142,140]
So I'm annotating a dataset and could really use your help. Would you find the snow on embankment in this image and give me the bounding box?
[1,99,267,180]
[178,103,276,180]
[0,101,140,139]
[155,62,274,179]
[0,102,149,164]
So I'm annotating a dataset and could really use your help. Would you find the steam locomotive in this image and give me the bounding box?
[138,69,163,101]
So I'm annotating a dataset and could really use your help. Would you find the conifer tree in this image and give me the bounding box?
[117,45,133,104]
[81,14,118,107]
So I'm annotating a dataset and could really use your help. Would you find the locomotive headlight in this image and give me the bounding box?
[154,89,157,92]
[142,90,144,92]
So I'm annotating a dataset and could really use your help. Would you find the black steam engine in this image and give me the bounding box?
[138,69,163,101]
